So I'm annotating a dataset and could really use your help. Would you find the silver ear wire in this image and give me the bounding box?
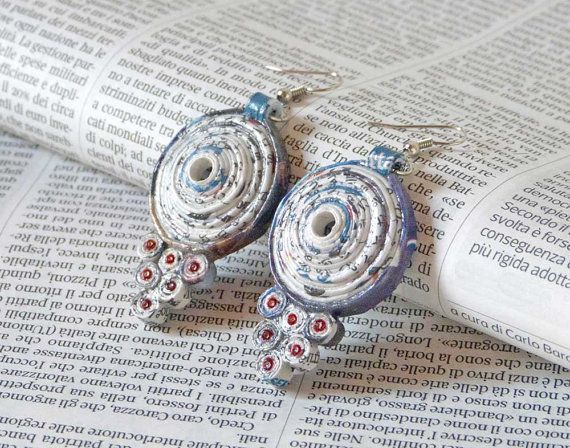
[265,66,342,121]
[368,122,467,175]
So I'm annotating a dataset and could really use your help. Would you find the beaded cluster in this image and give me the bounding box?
[131,233,215,324]
[254,287,344,387]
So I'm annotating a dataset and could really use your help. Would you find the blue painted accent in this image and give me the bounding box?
[314,198,351,243]
[303,198,351,258]
[368,146,406,175]
[257,287,287,319]
[244,92,278,122]
[306,184,362,199]
[267,377,289,388]
[181,145,227,193]
[276,161,369,208]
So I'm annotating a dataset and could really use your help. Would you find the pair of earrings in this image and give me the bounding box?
[129,67,465,387]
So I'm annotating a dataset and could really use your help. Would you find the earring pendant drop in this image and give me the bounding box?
[253,123,466,386]
[130,67,342,324]
[131,93,289,324]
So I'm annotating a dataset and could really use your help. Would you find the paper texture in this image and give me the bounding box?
[0,0,569,446]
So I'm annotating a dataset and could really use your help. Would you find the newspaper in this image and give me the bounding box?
[0,0,569,446]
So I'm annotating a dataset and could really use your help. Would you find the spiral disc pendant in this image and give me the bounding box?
[131,93,289,324]
[253,147,417,386]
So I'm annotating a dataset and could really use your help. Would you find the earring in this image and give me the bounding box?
[252,122,466,387]
[131,67,342,324]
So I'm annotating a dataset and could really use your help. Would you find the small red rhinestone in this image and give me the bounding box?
[165,253,176,264]
[287,313,298,326]
[260,329,274,341]
[313,319,327,333]
[166,281,177,292]
[144,239,156,251]
[290,343,304,357]
[139,298,152,310]
[141,268,153,281]
[266,296,278,309]
[188,261,200,273]
[262,357,274,372]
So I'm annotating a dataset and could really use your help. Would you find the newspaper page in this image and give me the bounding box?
[0,0,568,366]
[0,0,569,446]
[0,129,569,447]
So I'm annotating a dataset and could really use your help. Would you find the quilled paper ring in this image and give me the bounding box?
[157,273,189,309]
[130,93,289,324]
[135,261,161,289]
[253,147,417,386]
[130,291,168,325]
[270,157,416,316]
[150,93,289,257]
[158,248,183,272]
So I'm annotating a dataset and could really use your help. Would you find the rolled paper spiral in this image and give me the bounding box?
[130,93,289,324]
[270,159,417,316]
[255,147,417,386]
[150,103,288,257]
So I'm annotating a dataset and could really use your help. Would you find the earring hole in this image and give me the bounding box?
[311,211,336,238]
[189,157,213,182]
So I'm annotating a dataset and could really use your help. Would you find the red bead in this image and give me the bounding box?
[290,343,304,357]
[287,313,298,326]
[144,239,156,251]
[165,254,176,264]
[139,298,152,310]
[262,357,274,372]
[313,319,327,333]
[266,296,278,309]
[188,261,200,273]
[166,281,177,292]
[260,329,274,341]
[141,268,153,281]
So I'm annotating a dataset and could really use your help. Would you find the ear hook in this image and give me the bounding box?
[370,122,466,148]
[368,121,467,175]
[265,65,342,121]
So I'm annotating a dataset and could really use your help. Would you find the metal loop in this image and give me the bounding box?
[369,121,467,175]
[268,104,291,123]
[394,157,415,176]
[265,65,342,122]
